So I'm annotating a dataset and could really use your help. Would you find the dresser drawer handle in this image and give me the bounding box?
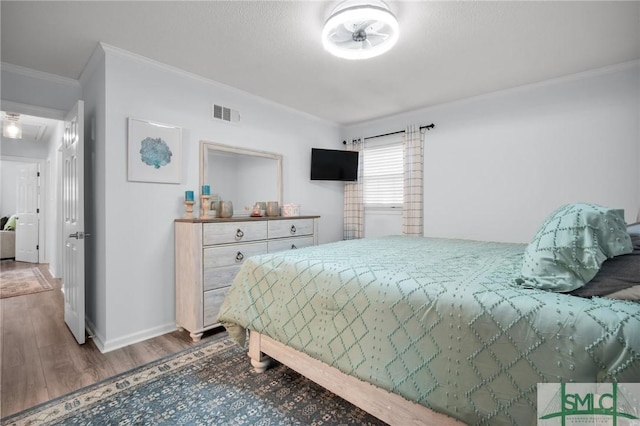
[236,229,244,239]
[290,225,296,234]
[235,251,244,262]
[291,244,297,249]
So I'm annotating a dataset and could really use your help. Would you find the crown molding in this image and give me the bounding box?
[98,43,339,128]
[1,62,80,88]
[346,59,640,130]
[433,59,640,112]
[0,100,66,120]
[79,43,106,86]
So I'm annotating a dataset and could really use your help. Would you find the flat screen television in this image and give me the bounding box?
[310,148,358,181]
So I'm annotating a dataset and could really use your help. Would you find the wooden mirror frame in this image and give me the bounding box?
[199,141,283,209]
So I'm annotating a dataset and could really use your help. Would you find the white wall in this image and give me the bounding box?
[79,47,108,350]
[1,63,82,114]
[343,61,640,243]
[364,210,402,238]
[1,136,51,159]
[89,44,342,350]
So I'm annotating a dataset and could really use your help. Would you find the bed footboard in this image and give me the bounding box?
[247,331,463,426]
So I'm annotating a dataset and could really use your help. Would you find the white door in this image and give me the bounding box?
[62,100,85,345]
[15,163,40,262]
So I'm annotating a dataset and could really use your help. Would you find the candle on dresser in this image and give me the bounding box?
[201,185,210,195]
[185,190,194,202]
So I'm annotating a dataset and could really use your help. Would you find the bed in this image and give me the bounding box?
[217,204,640,425]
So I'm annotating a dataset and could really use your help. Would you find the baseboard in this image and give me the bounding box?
[84,317,106,351]
[48,265,59,279]
[86,319,178,353]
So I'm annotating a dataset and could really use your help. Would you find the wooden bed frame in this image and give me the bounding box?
[248,331,463,426]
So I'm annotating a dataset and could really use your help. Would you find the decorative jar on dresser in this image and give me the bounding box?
[174,215,320,341]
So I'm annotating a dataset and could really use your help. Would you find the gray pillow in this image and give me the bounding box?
[569,234,640,298]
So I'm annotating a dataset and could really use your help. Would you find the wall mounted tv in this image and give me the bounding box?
[310,148,358,181]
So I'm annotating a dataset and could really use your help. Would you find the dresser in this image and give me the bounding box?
[174,215,319,341]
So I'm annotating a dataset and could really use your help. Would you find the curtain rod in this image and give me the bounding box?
[343,123,435,144]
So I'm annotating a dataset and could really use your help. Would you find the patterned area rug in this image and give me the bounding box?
[1,336,386,426]
[0,267,53,299]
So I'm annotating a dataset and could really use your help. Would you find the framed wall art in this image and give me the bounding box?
[127,118,182,183]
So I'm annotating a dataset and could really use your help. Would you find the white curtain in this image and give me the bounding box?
[343,139,364,239]
[402,125,424,236]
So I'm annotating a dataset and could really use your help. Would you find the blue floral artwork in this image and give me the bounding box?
[128,118,181,183]
[139,136,172,169]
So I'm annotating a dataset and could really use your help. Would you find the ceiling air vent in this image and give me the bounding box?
[212,103,240,123]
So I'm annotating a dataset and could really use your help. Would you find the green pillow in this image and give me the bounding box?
[3,214,17,231]
[517,203,633,292]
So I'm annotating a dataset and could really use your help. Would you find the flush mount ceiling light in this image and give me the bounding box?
[2,113,22,139]
[322,0,399,60]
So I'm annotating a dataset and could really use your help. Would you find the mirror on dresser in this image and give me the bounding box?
[199,141,283,215]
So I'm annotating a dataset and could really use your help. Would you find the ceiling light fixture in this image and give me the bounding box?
[322,0,399,60]
[2,113,23,139]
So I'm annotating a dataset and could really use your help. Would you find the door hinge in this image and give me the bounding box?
[36,245,39,250]
[37,171,40,177]
[37,208,40,213]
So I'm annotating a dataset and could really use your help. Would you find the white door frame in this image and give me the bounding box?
[2,101,86,345]
[1,100,66,271]
[0,155,47,263]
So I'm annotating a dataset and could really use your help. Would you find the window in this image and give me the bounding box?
[362,139,403,207]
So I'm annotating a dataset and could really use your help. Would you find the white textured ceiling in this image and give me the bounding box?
[1,1,639,125]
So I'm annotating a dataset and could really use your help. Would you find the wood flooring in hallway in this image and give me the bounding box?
[0,260,222,418]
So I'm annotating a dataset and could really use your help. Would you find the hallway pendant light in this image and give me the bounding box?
[2,113,22,139]
[322,0,399,60]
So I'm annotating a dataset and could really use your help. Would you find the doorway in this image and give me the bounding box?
[2,100,87,346]
[1,159,41,263]
[1,111,64,277]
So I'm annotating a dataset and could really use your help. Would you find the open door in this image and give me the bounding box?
[62,100,85,345]
[15,162,39,263]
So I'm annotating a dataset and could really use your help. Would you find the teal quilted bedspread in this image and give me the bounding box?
[217,236,640,425]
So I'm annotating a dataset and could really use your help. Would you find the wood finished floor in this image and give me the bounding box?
[0,260,223,418]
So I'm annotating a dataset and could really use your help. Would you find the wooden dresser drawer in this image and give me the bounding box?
[203,221,268,245]
[204,265,241,291]
[268,219,314,239]
[268,236,315,253]
[203,287,229,326]
[204,241,268,269]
